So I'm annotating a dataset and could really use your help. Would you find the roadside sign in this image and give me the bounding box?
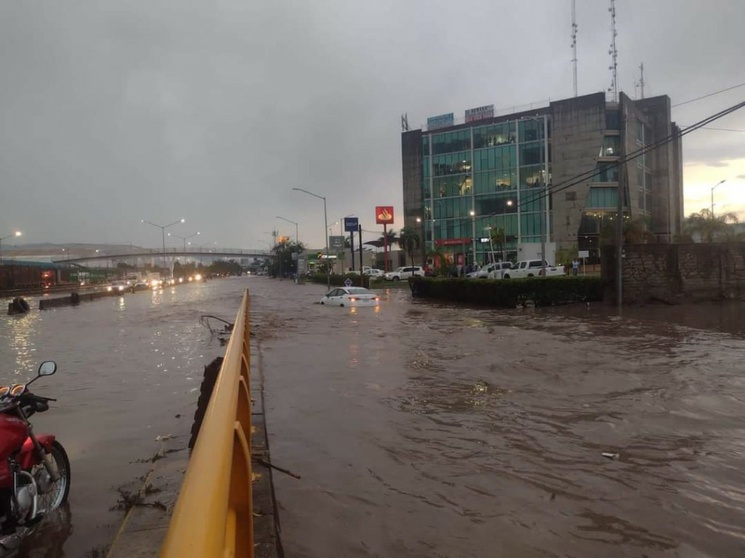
[344,278,353,287]
[344,217,359,232]
[329,236,345,250]
[578,250,589,258]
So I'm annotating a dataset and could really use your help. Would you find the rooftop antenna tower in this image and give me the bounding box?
[637,62,645,99]
[401,113,409,132]
[571,0,578,97]
[608,0,618,102]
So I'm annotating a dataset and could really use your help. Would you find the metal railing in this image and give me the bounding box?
[161,289,254,557]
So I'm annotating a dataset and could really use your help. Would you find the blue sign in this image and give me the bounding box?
[344,217,359,232]
[427,112,454,130]
[344,278,353,287]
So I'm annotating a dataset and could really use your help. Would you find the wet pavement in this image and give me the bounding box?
[2,278,745,556]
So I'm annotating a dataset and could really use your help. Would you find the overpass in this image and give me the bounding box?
[52,249,274,264]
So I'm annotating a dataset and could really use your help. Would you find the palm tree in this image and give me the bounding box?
[379,229,399,247]
[489,227,506,261]
[398,227,420,267]
[682,208,739,242]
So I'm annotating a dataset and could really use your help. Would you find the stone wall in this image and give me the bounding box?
[603,243,745,303]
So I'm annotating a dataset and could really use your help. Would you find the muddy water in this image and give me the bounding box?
[0,279,249,557]
[3,279,745,557]
[255,285,745,558]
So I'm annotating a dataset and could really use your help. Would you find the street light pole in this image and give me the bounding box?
[470,210,476,267]
[503,199,513,262]
[0,231,22,265]
[711,179,726,217]
[292,188,329,288]
[141,218,185,276]
[276,216,299,245]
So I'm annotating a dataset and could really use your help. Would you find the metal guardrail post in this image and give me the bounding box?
[160,289,253,557]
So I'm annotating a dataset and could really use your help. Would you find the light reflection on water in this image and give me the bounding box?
[0,279,250,556]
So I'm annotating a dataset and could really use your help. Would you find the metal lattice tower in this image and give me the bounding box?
[608,0,618,102]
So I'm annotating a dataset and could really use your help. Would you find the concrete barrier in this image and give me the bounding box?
[38,290,121,310]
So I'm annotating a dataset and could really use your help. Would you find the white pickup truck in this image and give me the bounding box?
[501,260,565,279]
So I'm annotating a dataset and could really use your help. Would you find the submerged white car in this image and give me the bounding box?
[320,287,380,307]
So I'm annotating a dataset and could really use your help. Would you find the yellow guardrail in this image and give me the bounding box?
[161,289,254,558]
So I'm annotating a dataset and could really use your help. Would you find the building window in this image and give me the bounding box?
[606,110,621,130]
[473,122,515,149]
[599,136,620,157]
[432,130,471,155]
[586,187,618,209]
[593,162,619,183]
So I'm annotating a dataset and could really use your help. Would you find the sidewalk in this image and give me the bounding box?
[106,346,280,558]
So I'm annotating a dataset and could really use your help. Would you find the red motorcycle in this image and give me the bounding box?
[0,361,70,546]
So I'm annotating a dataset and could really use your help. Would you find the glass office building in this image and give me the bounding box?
[401,91,683,267]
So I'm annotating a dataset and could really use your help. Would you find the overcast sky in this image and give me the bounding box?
[1,0,743,251]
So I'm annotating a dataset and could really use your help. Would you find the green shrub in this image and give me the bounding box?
[408,276,604,307]
[306,273,369,288]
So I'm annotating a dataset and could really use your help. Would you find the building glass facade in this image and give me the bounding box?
[420,116,551,265]
[402,92,683,269]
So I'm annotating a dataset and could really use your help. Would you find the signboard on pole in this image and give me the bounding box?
[375,206,394,225]
[329,235,345,250]
[465,104,494,123]
[427,113,454,130]
[344,217,359,232]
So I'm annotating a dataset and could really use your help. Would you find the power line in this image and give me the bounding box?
[672,82,745,108]
[486,99,745,219]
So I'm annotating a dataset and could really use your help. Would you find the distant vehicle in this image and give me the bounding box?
[501,260,565,279]
[383,266,425,281]
[364,268,385,278]
[106,280,129,293]
[467,262,511,279]
[320,287,380,307]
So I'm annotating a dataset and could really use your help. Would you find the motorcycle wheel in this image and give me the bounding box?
[33,441,71,514]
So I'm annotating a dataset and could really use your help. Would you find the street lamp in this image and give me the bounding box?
[276,216,299,245]
[292,187,329,288]
[141,218,185,276]
[0,231,21,265]
[503,199,513,261]
[168,231,200,251]
[711,179,726,217]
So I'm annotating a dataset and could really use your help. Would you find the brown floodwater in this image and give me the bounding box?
[0,279,248,557]
[2,278,745,557]
[255,284,745,558]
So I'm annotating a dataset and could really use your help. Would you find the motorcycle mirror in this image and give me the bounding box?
[37,361,57,377]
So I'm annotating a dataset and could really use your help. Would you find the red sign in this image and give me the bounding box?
[375,206,394,225]
[435,237,471,246]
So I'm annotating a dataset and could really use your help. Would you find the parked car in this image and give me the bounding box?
[319,287,380,307]
[501,260,565,279]
[467,262,511,279]
[384,266,425,281]
[363,268,385,278]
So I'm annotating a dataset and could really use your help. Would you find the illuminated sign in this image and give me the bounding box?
[426,113,454,130]
[375,206,394,225]
[465,104,494,123]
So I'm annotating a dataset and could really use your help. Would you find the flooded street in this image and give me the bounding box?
[258,283,745,558]
[0,279,248,557]
[2,278,745,556]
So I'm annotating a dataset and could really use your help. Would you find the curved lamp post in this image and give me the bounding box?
[141,218,185,274]
[711,179,726,217]
[0,231,21,265]
[292,188,329,288]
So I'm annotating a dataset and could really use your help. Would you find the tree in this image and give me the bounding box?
[398,227,420,267]
[269,240,306,277]
[489,227,506,262]
[682,208,739,242]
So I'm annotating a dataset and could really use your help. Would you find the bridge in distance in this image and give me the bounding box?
[53,249,274,265]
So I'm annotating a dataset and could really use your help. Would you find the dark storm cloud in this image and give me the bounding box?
[0,0,743,248]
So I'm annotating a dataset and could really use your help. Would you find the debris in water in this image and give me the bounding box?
[602,452,620,460]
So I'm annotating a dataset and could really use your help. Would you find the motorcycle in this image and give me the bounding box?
[0,361,70,549]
